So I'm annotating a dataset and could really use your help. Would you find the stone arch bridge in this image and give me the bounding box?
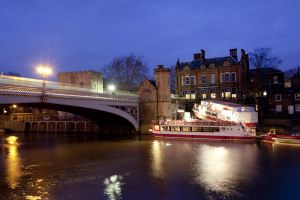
[0,75,139,132]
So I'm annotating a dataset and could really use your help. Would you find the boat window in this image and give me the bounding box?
[214,127,220,132]
[182,127,190,132]
[209,127,214,132]
[192,127,202,132]
[203,127,209,132]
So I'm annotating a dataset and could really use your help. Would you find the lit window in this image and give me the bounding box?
[231,72,236,82]
[295,93,300,100]
[201,89,206,99]
[185,76,190,85]
[275,94,281,102]
[211,93,216,98]
[225,88,231,98]
[276,105,282,112]
[181,76,185,86]
[224,72,230,82]
[201,75,206,84]
[232,87,237,98]
[191,93,196,99]
[185,93,191,99]
[210,74,216,84]
[190,76,196,85]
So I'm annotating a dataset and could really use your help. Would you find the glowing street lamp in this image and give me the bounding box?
[108,84,116,93]
[12,104,17,109]
[36,65,52,99]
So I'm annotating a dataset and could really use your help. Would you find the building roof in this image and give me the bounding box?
[176,56,238,71]
[249,68,283,76]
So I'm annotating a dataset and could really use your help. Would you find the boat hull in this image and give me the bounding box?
[153,131,254,141]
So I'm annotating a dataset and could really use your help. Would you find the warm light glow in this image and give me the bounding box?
[36,65,52,77]
[12,104,17,108]
[108,84,116,92]
[3,109,7,113]
[5,136,22,189]
[263,91,267,96]
[151,141,164,179]
[154,125,160,131]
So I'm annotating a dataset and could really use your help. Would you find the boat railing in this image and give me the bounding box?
[161,120,237,127]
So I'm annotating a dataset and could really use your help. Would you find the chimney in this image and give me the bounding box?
[230,48,238,60]
[200,49,205,64]
[241,49,246,57]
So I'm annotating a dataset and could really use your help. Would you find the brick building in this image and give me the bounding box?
[58,70,103,93]
[175,49,249,103]
[139,65,171,133]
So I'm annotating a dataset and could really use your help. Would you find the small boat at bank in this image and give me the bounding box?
[261,129,300,144]
[152,120,255,141]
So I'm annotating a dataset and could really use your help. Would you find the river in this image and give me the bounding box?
[0,133,300,200]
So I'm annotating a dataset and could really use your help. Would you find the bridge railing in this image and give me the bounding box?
[0,75,138,102]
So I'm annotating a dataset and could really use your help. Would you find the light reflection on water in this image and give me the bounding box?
[103,174,124,200]
[5,136,22,189]
[195,145,234,193]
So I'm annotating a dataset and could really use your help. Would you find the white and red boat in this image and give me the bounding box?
[193,100,258,132]
[152,120,255,141]
[261,129,300,144]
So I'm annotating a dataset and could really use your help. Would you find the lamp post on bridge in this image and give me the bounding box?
[36,65,52,102]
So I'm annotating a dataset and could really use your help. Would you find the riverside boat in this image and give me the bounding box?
[152,120,255,141]
[193,100,258,132]
[261,129,300,144]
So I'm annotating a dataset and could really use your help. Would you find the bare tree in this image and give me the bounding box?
[103,53,148,91]
[249,48,282,69]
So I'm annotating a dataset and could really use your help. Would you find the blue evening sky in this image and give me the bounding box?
[0,0,299,79]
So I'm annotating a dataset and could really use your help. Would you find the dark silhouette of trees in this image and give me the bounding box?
[249,48,282,69]
[2,72,21,77]
[103,53,148,91]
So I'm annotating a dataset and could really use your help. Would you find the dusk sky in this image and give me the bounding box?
[0,0,299,79]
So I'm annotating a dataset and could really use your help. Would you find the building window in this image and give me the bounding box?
[225,88,231,98]
[191,91,196,99]
[210,88,216,99]
[201,65,206,69]
[210,63,215,68]
[80,82,84,86]
[190,76,196,85]
[276,105,282,112]
[232,87,237,98]
[273,76,278,84]
[181,76,185,86]
[185,76,190,85]
[220,73,224,83]
[201,75,206,84]
[224,72,230,82]
[201,89,206,99]
[275,94,281,102]
[295,93,300,100]
[185,94,190,99]
[231,72,236,82]
[210,74,216,84]
[295,104,300,112]
[221,88,225,98]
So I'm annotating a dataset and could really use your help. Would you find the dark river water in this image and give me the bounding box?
[1,133,300,200]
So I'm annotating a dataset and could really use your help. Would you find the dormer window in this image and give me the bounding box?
[210,63,215,68]
[223,61,230,66]
[200,65,206,69]
[184,65,190,70]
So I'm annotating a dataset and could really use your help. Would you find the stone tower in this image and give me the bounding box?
[154,65,171,120]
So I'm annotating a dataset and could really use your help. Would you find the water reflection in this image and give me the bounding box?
[5,136,22,189]
[194,144,242,198]
[103,175,124,200]
[151,140,164,179]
